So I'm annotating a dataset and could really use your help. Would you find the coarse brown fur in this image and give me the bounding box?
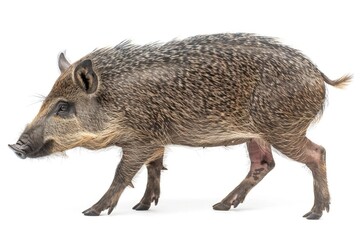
[9,33,350,219]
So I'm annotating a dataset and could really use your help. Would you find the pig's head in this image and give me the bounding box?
[9,53,115,159]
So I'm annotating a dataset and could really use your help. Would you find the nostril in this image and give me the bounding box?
[15,151,26,159]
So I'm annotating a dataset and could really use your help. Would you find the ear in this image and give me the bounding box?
[73,59,98,94]
[58,52,71,72]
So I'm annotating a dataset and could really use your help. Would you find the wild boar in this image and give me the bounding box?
[9,33,350,219]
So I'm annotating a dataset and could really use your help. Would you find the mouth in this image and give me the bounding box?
[8,143,27,159]
[8,140,54,159]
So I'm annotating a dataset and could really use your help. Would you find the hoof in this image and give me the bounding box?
[82,208,100,216]
[133,202,151,211]
[213,202,231,211]
[108,206,115,215]
[303,211,322,220]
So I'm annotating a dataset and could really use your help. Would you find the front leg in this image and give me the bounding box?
[82,145,164,216]
[133,148,166,210]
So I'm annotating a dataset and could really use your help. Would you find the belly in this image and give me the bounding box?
[172,131,260,147]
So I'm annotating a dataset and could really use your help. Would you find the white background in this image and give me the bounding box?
[0,0,359,239]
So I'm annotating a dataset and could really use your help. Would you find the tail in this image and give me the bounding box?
[322,73,352,89]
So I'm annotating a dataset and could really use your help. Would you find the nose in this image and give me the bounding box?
[8,143,27,159]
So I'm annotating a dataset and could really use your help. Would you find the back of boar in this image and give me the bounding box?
[90,33,324,146]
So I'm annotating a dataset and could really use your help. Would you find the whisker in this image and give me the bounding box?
[29,94,46,106]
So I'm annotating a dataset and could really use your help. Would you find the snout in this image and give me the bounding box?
[8,141,29,159]
[9,136,54,159]
[10,124,53,159]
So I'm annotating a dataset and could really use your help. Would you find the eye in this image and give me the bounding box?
[56,101,71,116]
[58,103,68,112]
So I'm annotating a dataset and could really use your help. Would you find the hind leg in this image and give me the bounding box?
[133,150,165,210]
[213,139,275,210]
[272,137,330,220]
